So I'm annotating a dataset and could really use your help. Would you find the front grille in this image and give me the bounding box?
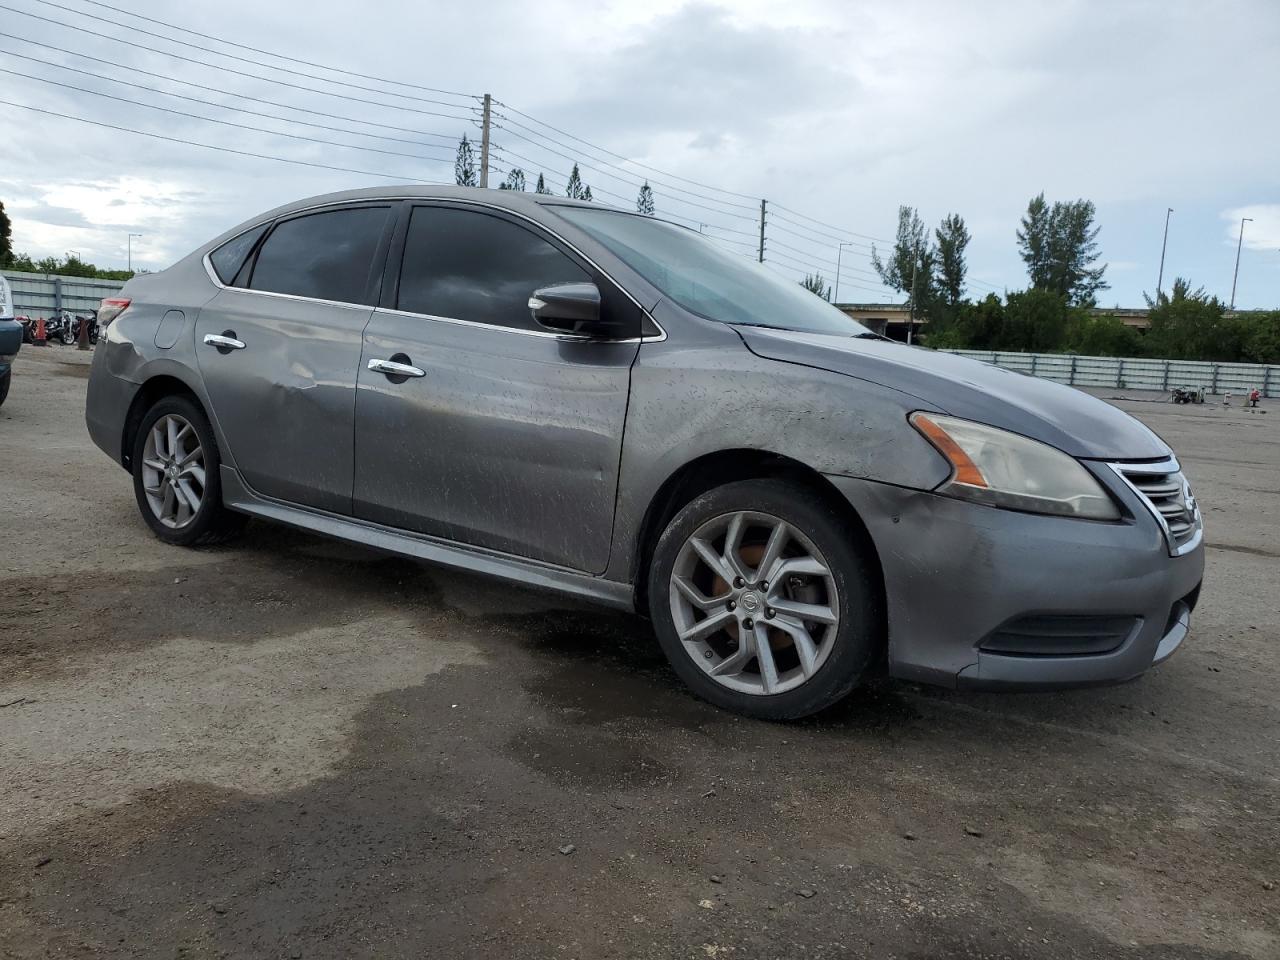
[1116,460,1201,554]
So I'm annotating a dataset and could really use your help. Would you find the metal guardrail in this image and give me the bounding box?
[946,350,1278,399]
[0,269,127,317]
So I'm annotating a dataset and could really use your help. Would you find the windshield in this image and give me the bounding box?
[553,207,872,336]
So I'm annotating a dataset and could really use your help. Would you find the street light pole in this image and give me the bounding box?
[834,241,853,303]
[1156,207,1172,305]
[1230,217,1252,310]
[127,233,142,272]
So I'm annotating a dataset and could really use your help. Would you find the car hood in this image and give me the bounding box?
[738,327,1170,460]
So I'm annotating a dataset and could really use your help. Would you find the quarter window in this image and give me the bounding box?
[250,206,389,305]
[208,222,268,285]
[397,206,590,330]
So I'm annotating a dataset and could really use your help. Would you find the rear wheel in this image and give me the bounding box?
[131,395,246,546]
[0,368,10,407]
[648,478,881,720]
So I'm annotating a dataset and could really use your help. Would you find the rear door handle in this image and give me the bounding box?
[368,357,425,379]
[203,332,245,350]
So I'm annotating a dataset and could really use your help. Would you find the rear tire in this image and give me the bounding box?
[0,369,10,407]
[648,478,882,720]
[131,395,246,547]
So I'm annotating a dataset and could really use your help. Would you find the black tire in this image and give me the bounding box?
[131,394,247,547]
[648,478,882,720]
[0,368,9,407]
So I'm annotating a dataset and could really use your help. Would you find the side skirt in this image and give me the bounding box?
[220,466,636,611]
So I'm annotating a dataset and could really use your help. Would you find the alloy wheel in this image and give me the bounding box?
[141,414,206,529]
[668,510,840,696]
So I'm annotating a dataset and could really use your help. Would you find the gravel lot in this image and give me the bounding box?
[2,347,1277,959]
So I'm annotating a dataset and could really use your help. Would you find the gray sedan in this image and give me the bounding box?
[85,187,1204,718]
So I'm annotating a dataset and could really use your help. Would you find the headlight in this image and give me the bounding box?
[910,412,1120,520]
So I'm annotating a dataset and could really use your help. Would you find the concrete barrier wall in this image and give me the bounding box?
[946,350,1279,398]
[0,269,127,317]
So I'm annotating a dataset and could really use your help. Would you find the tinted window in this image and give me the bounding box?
[250,206,388,305]
[398,206,589,329]
[209,222,268,284]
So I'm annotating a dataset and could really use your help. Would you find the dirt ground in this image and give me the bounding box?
[2,346,1277,959]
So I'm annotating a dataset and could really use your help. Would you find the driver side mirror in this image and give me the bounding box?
[529,282,610,337]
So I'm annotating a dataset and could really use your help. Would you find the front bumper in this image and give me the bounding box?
[827,471,1205,691]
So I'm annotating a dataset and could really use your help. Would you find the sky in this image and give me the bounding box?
[0,0,1277,308]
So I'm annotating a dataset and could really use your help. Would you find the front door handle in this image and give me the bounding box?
[203,332,246,351]
[368,357,425,379]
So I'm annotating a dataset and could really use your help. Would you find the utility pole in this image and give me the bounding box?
[757,199,767,263]
[1155,208,1172,305]
[834,241,853,303]
[907,252,918,346]
[1230,216,1252,310]
[127,233,142,272]
[479,93,492,189]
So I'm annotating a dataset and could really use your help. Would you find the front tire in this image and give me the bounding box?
[131,395,246,547]
[648,478,882,720]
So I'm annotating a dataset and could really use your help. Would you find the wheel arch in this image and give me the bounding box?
[120,373,204,470]
[631,448,886,623]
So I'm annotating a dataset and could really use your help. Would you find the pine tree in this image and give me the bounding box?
[1017,193,1108,305]
[800,273,832,301]
[534,174,553,195]
[565,163,585,200]
[582,186,593,202]
[454,135,477,187]
[934,213,970,309]
[498,168,526,191]
[636,181,655,215]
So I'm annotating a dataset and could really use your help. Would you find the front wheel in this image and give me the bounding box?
[648,478,882,720]
[131,395,246,546]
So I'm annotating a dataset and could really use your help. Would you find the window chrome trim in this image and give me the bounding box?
[201,195,667,342]
[374,307,642,343]
[1107,456,1203,558]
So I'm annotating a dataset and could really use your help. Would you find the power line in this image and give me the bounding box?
[2,67,459,164]
[0,30,470,142]
[27,0,478,107]
[496,100,762,204]
[0,4,478,121]
[492,117,758,223]
[771,203,892,245]
[769,219,876,253]
[66,0,478,99]
[494,110,759,215]
[0,97,438,183]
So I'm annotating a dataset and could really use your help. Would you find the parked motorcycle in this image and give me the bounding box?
[1171,385,1205,404]
[70,313,99,346]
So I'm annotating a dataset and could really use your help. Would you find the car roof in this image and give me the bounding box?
[195,185,629,260]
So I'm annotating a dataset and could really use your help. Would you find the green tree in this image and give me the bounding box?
[636,181,655,215]
[582,185,593,202]
[1067,312,1143,357]
[498,168,526,191]
[800,272,831,301]
[565,163,588,200]
[1017,193,1108,305]
[1143,278,1234,360]
[534,173,553,195]
[872,205,939,339]
[1003,288,1071,352]
[934,213,969,309]
[0,199,12,267]
[1234,311,1280,365]
[454,135,478,187]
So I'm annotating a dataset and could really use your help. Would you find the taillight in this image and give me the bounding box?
[98,297,131,327]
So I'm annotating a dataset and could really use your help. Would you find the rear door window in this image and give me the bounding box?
[250,206,389,305]
[396,206,590,331]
